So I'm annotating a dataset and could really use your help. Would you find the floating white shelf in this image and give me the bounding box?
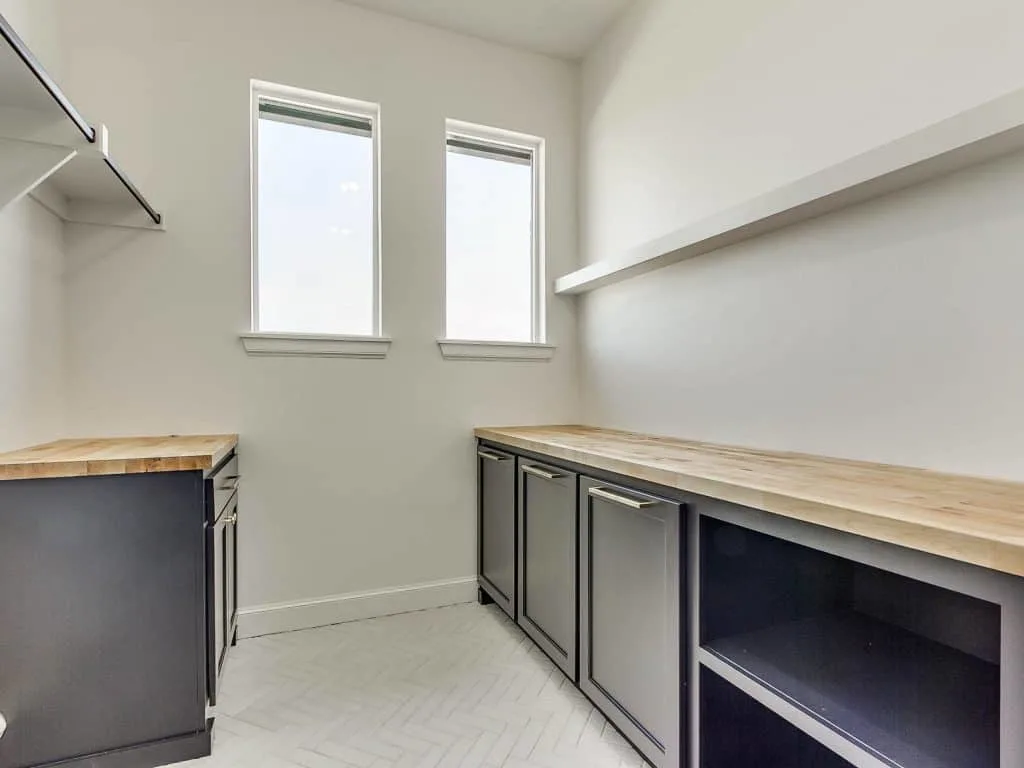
[0,12,162,230]
[556,87,1024,295]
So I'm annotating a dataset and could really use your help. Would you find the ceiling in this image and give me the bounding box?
[337,0,635,59]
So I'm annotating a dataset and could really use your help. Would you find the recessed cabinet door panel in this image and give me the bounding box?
[518,462,578,679]
[580,477,683,768]
[226,504,238,645]
[213,513,227,679]
[478,445,516,618]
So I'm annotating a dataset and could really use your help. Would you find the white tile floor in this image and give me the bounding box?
[178,603,647,768]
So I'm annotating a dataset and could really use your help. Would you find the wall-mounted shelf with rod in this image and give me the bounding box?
[556,86,1024,295]
[0,12,162,230]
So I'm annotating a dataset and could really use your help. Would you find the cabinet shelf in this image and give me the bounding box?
[556,86,1024,295]
[702,610,998,768]
[701,665,855,768]
[0,12,162,229]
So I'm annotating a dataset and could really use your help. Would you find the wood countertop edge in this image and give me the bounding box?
[475,427,1024,577]
[0,435,239,480]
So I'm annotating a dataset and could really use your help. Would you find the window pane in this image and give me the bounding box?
[446,149,533,342]
[257,116,374,335]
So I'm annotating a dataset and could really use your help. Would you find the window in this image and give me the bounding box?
[444,121,544,347]
[250,81,381,341]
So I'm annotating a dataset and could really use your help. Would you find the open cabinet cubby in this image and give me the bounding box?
[699,515,1000,768]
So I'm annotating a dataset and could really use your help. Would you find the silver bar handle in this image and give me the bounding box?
[588,486,657,509]
[477,450,510,462]
[522,464,564,481]
[0,711,6,739]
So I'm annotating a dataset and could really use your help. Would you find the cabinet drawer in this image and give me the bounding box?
[208,454,239,523]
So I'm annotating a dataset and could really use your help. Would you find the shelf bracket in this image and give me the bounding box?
[0,136,76,213]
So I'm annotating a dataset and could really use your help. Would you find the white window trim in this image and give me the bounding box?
[248,80,384,348]
[441,119,549,352]
[437,339,555,362]
[241,332,392,359]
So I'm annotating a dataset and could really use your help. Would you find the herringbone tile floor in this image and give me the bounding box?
[177,603,648,768]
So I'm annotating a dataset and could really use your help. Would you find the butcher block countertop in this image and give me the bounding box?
[0,435,238,481]
[476,425,1024,578]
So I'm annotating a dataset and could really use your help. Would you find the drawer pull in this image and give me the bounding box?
[589,486,657,509]
[0,711,6,739]
[225,513,238,526]
[478,450,510,462]
[522,464,564,481]
[218,475,240,492]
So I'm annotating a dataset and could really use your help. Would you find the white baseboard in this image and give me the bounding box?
[237,576,478,639]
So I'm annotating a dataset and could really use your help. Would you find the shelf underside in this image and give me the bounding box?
[33,154,162,228]
[703,610,998,768]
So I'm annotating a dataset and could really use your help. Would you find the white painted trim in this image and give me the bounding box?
[237,576,477,638]
[240,332,392,358]
[250,80,383,336]
[557,86,1024,295]
[442,119,546,344]
[437,339,555,361]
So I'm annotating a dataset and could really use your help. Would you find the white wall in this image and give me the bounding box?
[0,0,63,78]
[0,200,65,452]
[0,0,66,452]
[55,0,579,629]
[580,0,1024,480]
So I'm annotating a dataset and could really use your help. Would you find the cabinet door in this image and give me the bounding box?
[207,513,226,705]
[579,477,683,768]
[226,503,238,647]
[478,444,516,619]
[207,493,237,706]
[518,460,578,679]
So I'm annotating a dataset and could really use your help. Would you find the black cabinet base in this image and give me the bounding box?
[478,578,514,619]
[37,722,212,768]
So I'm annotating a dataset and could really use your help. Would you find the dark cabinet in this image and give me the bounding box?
[477,445,516,619]
[207,456,240,706]
[0,447,239,768]
[226,504,238,651]
[474,441,687,768]
[517,460,578,679]
[579,477,684,768]
[0,472,211,768]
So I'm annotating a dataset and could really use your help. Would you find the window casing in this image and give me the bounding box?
[443,120,544,345]
[250,81,381,338]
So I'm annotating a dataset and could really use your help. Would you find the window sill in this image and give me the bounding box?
[240,332,391,358]
[437,339,556,362]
